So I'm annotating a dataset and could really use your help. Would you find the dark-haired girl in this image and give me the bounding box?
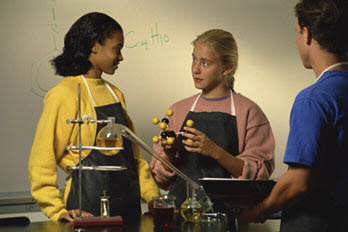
[29,12,159,222]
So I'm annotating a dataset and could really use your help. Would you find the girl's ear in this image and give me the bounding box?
[223,66,233,76]
[91,42,99,54]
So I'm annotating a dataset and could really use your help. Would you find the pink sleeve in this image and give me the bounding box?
[150,96,195,189]
[150,143,176,190]
[234,94,275,180]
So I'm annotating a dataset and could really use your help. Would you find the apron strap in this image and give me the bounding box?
[230,90,235,116]
[314,62,348,83]
[190,90,236,116]
[189,94,201,112]
[104,82,120,103]
[81,75,119,107]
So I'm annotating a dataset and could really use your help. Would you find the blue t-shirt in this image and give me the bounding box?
[284,70,348,206]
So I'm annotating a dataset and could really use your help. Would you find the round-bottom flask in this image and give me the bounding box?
[96,117,123,155]
[180,183,202,222]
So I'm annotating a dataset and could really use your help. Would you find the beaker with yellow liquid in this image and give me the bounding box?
[96,117,123,155]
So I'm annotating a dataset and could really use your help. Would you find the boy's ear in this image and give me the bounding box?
[303,26,312,46]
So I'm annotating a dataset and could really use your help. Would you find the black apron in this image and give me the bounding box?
[280,203,348,232]
[169,93,239,208]
[66,78,141,220]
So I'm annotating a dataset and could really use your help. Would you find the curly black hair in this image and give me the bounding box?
[51,12,123,77]
[295,0,348,58]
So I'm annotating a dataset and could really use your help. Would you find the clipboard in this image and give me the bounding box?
[199,178,276,204]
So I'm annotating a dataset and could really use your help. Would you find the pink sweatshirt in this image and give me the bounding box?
[150,93,275,189]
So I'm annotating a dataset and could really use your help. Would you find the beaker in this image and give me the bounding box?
[152,195,176,230]
[199,213,227,232]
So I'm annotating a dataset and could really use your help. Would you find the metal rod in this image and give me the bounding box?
[66,145,123,151]
[119,125,201,189]
[67,165,127,171]
[78,83,82,218]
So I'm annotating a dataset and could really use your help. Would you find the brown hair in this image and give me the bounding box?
[192,29,238,91]
[295,0,348,58]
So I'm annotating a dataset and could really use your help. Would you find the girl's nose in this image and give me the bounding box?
[118,52,124,61]
[192,62,200,73]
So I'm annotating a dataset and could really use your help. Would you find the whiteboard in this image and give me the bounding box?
[0,0,314,193]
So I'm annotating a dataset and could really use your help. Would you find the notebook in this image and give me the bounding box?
[199,178,276,204]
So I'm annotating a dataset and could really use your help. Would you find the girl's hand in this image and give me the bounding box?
[181,127,217,158]
[145,200,154,215]
[160,130,179,161]
[58,209,93,222]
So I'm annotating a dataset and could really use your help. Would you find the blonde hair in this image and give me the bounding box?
[192,29,238,91]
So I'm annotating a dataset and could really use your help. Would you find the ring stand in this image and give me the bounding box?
[67,84,125,227]
[68,83,203,228]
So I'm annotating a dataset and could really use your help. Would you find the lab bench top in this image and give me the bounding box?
[0,214,280,232]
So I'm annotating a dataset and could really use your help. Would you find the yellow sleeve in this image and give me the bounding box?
[128,118,160,202]
[113,87,160,202]
[28,85,78,221]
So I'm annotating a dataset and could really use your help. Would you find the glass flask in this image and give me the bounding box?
[96,117,123,155]
[180,182,203,222]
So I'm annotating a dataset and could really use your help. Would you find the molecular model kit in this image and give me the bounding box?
[152,109,194,144]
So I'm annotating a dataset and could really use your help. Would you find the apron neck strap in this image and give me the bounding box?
[190,90,235,116]
[81,75,119,107]
[315,62,348,83]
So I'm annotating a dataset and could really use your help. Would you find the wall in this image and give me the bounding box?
[0,0,314,194]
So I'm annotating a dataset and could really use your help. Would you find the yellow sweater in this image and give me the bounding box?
[28,76,159,220]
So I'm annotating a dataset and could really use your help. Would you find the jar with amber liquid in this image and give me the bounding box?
[96,117,123,155]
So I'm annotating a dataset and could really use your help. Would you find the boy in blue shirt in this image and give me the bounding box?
[238,0,348,231]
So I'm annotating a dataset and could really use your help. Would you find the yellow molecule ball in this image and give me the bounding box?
[187,138,193,143]
[159,122,167,130]
[152,117,160,125]
[152,136,160,143]
[166,137,175,145]
[166,109,174,117]
[186,119,194,127]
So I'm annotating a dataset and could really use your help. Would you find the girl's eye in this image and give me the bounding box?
[192,57,197,62]
[202,61,209,66]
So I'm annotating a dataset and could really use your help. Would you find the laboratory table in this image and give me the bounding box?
[0,214,280,232]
